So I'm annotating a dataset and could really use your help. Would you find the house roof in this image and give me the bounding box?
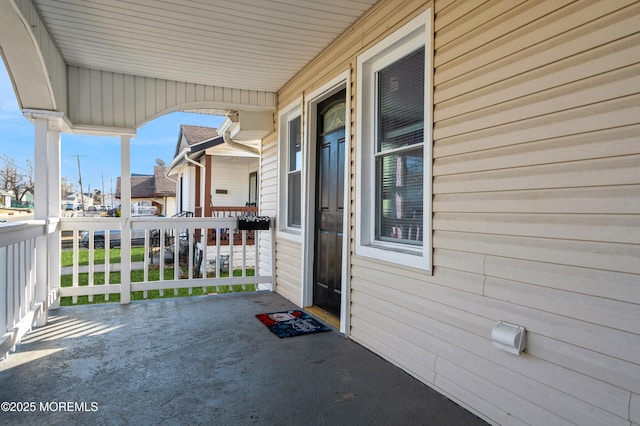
[115,166,176,198]
[153,166,176,197]
[181,125,219,146]
[174,125,222,158]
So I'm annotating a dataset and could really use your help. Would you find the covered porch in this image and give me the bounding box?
[0,291,484,425]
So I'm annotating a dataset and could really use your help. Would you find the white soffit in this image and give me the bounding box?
[33,0,378,93]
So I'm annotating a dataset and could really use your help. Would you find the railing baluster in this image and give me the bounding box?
[229,226,234,283]
[72,230,79,304]
[200,226,207,290]
[26,239,33,313]
[88,231,94,303]
[19,242,26,322]
[216,225,221,292]
[144,229,149,287]
[8,245,15,335]
[0,246,7,345]
[241,230,247,291]
[105,232,111,301]
[29,239,35,313]
[1,246,7,340]
[143,229,149,299]
[173,227,179,295]
[187,228,193,294]
[255,229,261,277]
[159,229,165,295]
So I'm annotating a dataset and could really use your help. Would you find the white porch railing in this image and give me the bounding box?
[1,216,273,358]
[0,221,52,359]
[59,216,274,304]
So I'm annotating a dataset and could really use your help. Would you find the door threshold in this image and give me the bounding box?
[305,306,340,330]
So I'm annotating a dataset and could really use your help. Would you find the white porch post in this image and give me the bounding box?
[47,123,61,311]
[120,135,132,304]
[31,112,62,325]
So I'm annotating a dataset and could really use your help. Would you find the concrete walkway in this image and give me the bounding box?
[0,292,487,425]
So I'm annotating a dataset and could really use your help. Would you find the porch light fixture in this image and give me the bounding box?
[491,321,526,355]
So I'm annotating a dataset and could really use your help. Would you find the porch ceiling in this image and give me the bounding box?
[33,0,378,93]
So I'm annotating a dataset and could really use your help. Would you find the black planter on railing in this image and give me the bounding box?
[237,216,270,231]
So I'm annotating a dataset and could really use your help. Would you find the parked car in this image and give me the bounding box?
[64,203,74,211]
[80,228,147,248]
[105,207,121,217]
[87,205,97,211]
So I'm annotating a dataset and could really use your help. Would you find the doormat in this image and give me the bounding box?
[255,310,331,338]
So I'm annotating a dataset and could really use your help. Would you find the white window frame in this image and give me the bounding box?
[277,99,303,241]
[355,9,433,271]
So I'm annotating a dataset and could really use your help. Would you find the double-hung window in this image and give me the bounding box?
[278,101,303,237]
[356,10,432,270]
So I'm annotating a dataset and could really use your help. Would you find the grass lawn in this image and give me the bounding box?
[59,262,256,306]
[61,247,146,267]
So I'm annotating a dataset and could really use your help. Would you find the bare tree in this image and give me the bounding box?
[93,189,102,205]
[0,154,34,201]
[61,176,75,198]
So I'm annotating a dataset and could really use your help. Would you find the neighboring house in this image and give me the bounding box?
[19,189,34,207]
[2,1,639,425]
[115,165,176,216]
[167,124,261,217]
[13,186,34,208]
[61,191,85,209]
[0,189,12,208]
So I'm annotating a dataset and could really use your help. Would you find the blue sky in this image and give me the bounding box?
[0,61,224,196]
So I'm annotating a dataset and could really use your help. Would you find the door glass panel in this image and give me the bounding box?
[323,102,346,133]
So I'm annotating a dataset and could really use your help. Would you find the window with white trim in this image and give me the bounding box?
[278,102,303,237]
[356,10,432,270]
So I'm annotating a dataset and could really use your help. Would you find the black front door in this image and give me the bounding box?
[313,90,346,317]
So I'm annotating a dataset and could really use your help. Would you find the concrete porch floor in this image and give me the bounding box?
[0,292,486,425]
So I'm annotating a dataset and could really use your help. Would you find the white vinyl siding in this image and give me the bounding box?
[258,133,276,286]
[209,159,253,206]
[263,126,302,303]
[273,237,303,305]
[352,1,640,425]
